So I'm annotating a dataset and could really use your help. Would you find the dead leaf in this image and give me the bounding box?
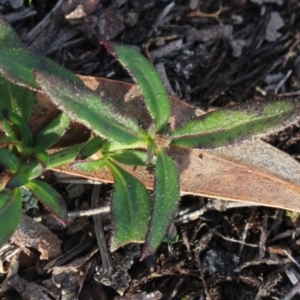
[21,76,300,212]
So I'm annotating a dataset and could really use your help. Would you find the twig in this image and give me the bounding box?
[91,185,113,275]
[274,70,292,94]
[187,1,230,25]
[280,279,300,300]
[68,206,110,218]
[195,249,212,300]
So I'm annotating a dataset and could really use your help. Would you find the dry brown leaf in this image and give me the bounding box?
[26,75,300,212]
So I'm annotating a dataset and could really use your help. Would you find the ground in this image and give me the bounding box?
[1,0,300,299]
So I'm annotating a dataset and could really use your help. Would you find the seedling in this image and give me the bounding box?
[0,15,300,258]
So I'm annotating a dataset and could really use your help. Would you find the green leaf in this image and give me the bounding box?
[1,119,16,139]
[71,158,107,172]
[0,17,82,89]
[141,149,180,260]
[34,71,148,146]
[0,76,35,122]
[20,144,82,181]
[0,188,22,247]
[34,113,72,149]
[0,148,19,172]
[4,110,33,147]
[76,136,105,160]
[107,160,152,251]
[33,147,49,168]
[26,180,68,224]
[0,49,83,90]
[109,150,148,166]
[170,98,300,149]
[20,160,44,181]
[7,172,29,188]
[47,144,83,170]
[0,15,24,48]
[103,42,171,133]
[0,136,22,148]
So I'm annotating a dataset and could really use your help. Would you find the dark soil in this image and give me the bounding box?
[1,0,300,299]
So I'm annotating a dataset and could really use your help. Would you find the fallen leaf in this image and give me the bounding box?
[13,75,300,212]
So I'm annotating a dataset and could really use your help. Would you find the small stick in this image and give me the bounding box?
[187,1,230,25]
[91,185,113,275]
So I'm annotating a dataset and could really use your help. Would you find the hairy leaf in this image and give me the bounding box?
[0,15,24,48]
[0,17,82,89]
[171,98,300,149]
[109,150,148,166]
[0,188,22,247]
[76,136,104,160]
[107,160,152,251]
[47,144,83,170]
[103,42,171,133]
[21,144,82,181]
[141,149,180,259]
[34,71,148,146]
[34,113,72,149]
[26,180,68,224]
[0,49,83,90]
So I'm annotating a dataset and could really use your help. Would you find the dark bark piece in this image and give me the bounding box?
[10,214,61,260]
[9,275,58,300]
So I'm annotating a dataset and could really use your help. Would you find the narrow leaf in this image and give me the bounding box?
[20,160,44,181]
[107,160,152,251]
[46,144,83,170]
[0,136,22,148]
[0,17,82,89]
[0,188,22,247]
[103,42,171,133]
[0,76,35,122]
[141,149,180,260]
[76,136,104,160]
[0,15,24,48]
[34,71,148,146]
[33,147,49,168]
[26,180,68,224]
[34,113,72,149]
[4,110,33,147]
[171,98,300,149]
[20,144,82,181]
[0,148,19,172]
[109,150,148,166]
[7,172,29,188]
[0,48,83,90]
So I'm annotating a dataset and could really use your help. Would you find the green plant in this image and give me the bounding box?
[0,15,300,258]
